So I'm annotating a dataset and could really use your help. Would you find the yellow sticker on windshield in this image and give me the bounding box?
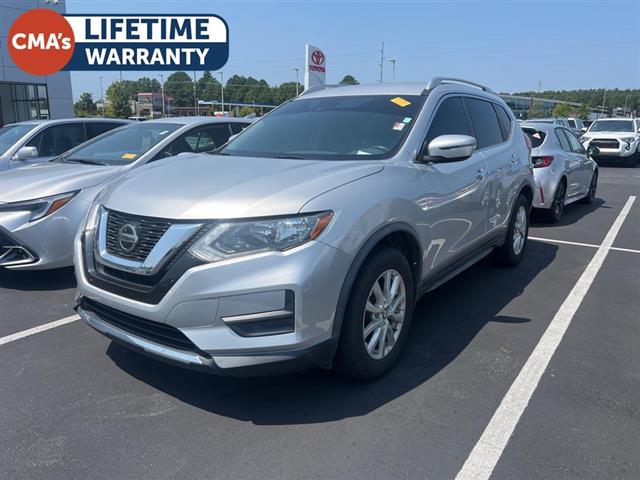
[390,97,411,107]
[122,153,137,159]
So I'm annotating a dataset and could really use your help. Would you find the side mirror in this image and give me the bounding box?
[12,146,38,160]
[580,127,588,133]
[421,135,477,163]
[587,146,600,157]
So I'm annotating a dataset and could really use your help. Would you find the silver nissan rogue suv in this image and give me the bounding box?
[75,78,534,380]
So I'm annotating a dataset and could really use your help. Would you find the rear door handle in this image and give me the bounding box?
[475,168,487,180]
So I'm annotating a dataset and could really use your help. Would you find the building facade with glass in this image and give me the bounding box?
[0,1,73,126]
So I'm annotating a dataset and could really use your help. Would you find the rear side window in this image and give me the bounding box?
[563,129,584,153]
[495,104,512,141]
[555,128,571,151]
[86,122,125,139]
[523,129,546,148]
[26,123,86,156]
[424,97,471,147]
[464,97,504,149]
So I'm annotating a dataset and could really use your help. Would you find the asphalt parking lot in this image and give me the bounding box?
[1,165,638,480]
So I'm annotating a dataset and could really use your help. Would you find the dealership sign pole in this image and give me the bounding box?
[304,44,326,91]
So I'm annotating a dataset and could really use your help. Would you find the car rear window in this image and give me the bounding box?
[523,128,546,148]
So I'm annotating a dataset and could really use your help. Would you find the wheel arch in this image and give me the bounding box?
[330,222,422,339]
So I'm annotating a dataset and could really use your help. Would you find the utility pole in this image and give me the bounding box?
[99,75,105,117]
[193,71,198,115]
[378,41,385,83]
[293,68,300,96]
[623,93,628,117]
[388,59,396,83]
[601,88,607,117]
[159,74,165,118]
[218,71,225,114]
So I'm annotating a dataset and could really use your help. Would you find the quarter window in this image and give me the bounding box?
[464,97,504,149]
[495,104,512,141]
[424,97,471,147]
[563,129,584,153]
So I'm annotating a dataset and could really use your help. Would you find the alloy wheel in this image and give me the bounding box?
[362,269,406,360]
[512,205,527,255]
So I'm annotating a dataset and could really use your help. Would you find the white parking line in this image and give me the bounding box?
[530,236,640,254]
[455,195,636,480]
[0,314,80,346]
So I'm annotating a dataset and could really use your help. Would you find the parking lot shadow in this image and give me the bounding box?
[0,266,76,291]
[108,240,558,425]
[531,198,608,227]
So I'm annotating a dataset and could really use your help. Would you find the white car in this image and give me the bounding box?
[580,118,640,166]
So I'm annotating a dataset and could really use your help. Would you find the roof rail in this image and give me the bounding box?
[424,77,494,94]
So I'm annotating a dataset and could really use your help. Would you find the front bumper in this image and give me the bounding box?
[74,230,353,376]
[582,138,638,159]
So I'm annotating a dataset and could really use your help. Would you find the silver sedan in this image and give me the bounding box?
[522,122,598,223]
[0,117,252,270]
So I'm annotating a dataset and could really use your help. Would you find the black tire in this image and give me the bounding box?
[580,169,598,204]
[335,247,415,381]
[495,194,530,267]
[541,179,566,223]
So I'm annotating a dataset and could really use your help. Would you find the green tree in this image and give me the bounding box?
[74,92,97,117]
[197,70,221,102]
[164,71,194,107]
[553,102,575,118]
[238,106,256,117]
[105,81,132,118]
[339,74,359,85]
[578,104,591,121]
[135,76,161,93]
[528,99,547,119]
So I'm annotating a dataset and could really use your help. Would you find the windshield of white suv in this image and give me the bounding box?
[219,94,425,160]
[0,124,38,156]
[62,123,181,165]
[589,120,634,133]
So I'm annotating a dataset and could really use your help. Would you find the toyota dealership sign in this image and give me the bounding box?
[304,44,326,90]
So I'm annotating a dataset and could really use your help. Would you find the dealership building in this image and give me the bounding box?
[0,1,73,126]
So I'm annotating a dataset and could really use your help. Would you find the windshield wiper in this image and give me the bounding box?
[63,158,108,166]
[276,154,306,159]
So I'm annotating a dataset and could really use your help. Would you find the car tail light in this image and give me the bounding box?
[532,156,554,168]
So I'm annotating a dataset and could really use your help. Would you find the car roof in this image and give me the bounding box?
[143,116,253,126]
[593,118,633,122]
[521,122,557,132]
[7,117,131,127]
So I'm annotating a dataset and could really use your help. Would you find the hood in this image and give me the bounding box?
[0,162,121,203]
[102,154,384,219]
[582,131,636,139]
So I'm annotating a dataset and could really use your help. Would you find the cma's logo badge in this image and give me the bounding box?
[8,8,229,75]
[117,223,139,253]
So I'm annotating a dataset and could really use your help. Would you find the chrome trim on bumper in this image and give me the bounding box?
[78,307,208,367]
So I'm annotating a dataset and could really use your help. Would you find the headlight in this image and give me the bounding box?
[189,211,334,263]
[0,191,78,222]
[621,137,635,143]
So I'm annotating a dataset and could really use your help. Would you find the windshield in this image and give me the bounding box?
[589,120,634,133]
[64,122,181,165]
[220,94,425,160]
[0,124,38,156]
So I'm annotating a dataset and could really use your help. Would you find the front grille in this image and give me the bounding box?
[105,209,171,261]
[591,139,619,149]
[82,297,205,354]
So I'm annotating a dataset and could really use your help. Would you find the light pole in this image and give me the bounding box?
[158,74,165,118]
[193,71,199,116]
[218,71,224,114]
[99,75,105,117]
[388,59,396,83]
[293,68,300,96]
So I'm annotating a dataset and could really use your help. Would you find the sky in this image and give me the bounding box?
[66,0,640,101]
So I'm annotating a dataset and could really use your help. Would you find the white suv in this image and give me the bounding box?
[580,118,640,166]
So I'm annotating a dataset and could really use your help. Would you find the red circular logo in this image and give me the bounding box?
[311,50,325,65]
[8,9,75,76]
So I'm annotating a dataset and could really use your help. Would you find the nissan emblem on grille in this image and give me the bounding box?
[117,223,140,252]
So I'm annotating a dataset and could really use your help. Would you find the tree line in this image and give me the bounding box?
[511,88,639,113]
[74,72,360,118]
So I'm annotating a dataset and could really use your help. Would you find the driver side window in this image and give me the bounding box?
[424,97,471,149]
